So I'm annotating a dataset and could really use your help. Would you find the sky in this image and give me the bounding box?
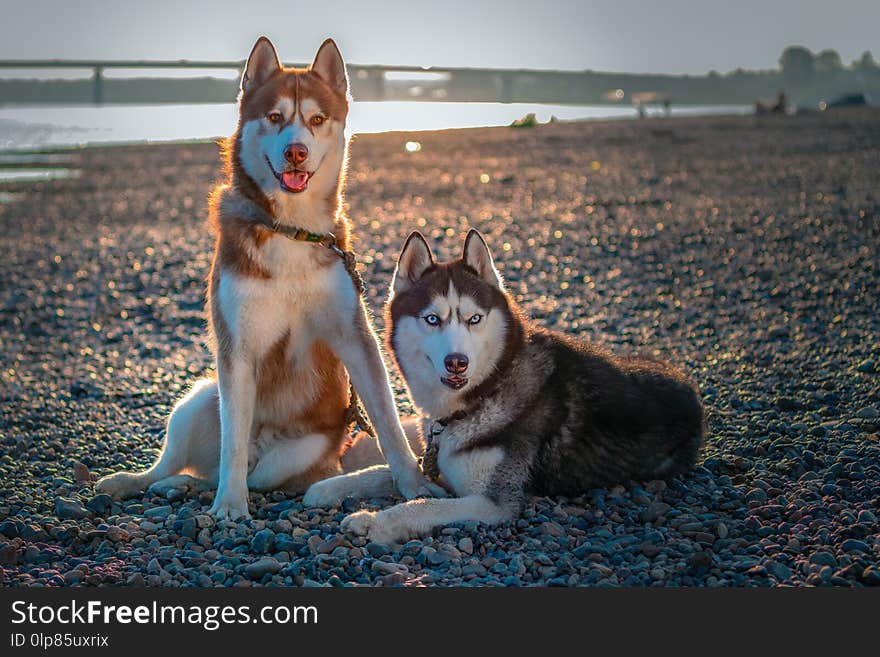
[0,0,878,75]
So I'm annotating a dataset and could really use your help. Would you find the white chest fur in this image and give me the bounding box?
[435,430,504,497]
[217,239,357,357]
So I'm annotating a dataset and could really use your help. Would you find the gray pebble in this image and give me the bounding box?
[245,557,283,578]
[251,529,276,554]
[855,359,875,374]
[366,542,391,558]
[640,501,671,522]
[840,539,869,554]
[54,497,88,520]
[810,552,837,568]
[745,488,768,503]
[143,505,173,519]
[85,494,112,515]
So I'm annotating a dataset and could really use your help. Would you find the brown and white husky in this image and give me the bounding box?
[308,230,704,544]
[96,37,443,519]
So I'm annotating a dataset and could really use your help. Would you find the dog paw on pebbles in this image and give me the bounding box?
[302,479,348,508]
[340,510,398,544]
[95,472,146,499]
[208,497,251,521]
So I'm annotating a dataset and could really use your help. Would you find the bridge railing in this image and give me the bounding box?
[0,59,615,105]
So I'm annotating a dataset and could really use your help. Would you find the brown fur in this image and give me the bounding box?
[206,52,355,467]
[95,39,442,512]
[254,334,350,438]
[216,64,351,254]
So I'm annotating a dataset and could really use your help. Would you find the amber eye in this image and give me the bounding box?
[267,111,283,124]
[310,114,326,127]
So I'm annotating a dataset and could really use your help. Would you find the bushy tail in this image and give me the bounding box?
[655,390,705,479]
[656,430,703,479]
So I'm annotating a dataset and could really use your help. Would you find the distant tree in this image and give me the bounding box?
[779,46,815,84]
[852,51,878,71]
[815,49,843,74]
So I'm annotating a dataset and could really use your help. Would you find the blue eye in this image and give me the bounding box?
[468,314,483,325]
[424,314,440,326]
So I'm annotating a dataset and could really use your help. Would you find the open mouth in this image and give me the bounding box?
[440,376,468,390]
[265,156,312,193]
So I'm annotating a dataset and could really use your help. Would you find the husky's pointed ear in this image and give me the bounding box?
[311,38,348,96]
[392,232,434,296]
[463,229,503,289]
[241,36,280,93]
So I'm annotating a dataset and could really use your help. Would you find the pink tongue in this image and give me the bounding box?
[281,170,309,191]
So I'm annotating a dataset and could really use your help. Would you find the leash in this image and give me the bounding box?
[241,202,375,438]
[420,410,469,486]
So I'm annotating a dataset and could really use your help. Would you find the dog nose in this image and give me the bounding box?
[444,353,469,375]
[284,143,308,165]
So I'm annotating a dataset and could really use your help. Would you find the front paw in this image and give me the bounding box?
[209,495,250,521]
[396,468,447,500]
[341,510,401,545]
[95,472,143,499]
[340,509,376,537]
[303,478,347,508]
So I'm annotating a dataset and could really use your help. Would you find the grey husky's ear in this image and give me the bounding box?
[392,232,434,296]
[311,38,348,96]
[241,36,281,93]
[463,229,503,289]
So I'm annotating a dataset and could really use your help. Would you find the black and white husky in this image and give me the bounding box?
[308,230,704,544]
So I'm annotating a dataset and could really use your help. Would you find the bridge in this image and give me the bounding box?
[0,59,630,105]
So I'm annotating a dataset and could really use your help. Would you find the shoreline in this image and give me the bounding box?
[0,108,749,184]
[0,101,751,160]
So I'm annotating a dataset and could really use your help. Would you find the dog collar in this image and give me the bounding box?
[220,187,345,257]
[240,206,365,293]
[265,221,345,258]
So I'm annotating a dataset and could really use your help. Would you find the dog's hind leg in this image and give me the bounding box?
[246,433,336,492]
[339,417,425,472]
[302,418,427,507]
[96,379,220,499]
[302,465,398,507]
[148,474,213,497]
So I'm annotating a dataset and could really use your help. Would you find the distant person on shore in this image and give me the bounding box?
[755,90,787,115]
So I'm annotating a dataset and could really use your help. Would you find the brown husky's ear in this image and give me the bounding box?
[463,229,503,289]
[311,38,348,96]
[392,232,434,296]
[241,36,281,93]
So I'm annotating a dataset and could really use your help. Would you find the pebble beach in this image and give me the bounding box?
[1,109,878,587]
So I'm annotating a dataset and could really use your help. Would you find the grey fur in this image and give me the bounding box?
[336,231,705,544]
[393,231,705,519]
